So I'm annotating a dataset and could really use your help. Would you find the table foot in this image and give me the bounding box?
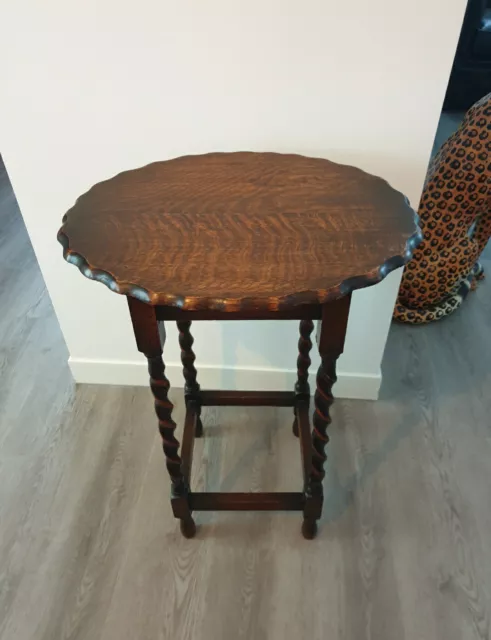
[302,518,318,539]
[180,516,197,538]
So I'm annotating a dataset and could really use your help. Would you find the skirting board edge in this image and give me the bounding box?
[68,357,381,400]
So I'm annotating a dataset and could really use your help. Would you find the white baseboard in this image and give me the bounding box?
[68,357,381,400]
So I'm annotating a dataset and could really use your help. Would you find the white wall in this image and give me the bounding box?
[0,0,465,399]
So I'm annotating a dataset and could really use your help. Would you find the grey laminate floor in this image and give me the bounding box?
[1,157,491,640]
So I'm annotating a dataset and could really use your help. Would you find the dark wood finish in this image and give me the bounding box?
[190,492,305,511]
[127,298,183,493]
[311,359,336,483]
[315,293,352,357]
[177,321,199,396]
[199,390,295,407]
[58,152,420,311]
[295,319,315,396]
[296,403,312,486]
[302,295,352,537]
[301,519,318,540]
[156,305,323,322]
[127,297,195,532]
[59,152,420,539]
[292,319,314,437]
[311,297,352,482]
[177,320,203,437]
[180,406,197,483]
[179,516,196,539]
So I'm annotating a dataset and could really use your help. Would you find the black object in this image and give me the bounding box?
[444,0,491,111]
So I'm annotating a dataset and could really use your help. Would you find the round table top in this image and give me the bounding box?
[58,152,420,311]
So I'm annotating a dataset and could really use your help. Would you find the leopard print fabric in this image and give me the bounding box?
[394,93,491,324]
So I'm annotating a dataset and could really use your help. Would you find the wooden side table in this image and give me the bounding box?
[58,152,420,539]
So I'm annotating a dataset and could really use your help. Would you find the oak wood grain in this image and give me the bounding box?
[58,152,420,311]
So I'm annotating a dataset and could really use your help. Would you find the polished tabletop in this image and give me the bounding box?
[58,152,420,311]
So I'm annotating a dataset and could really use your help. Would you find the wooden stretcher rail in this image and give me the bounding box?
[199,390,295,407]
[190,492,305,511]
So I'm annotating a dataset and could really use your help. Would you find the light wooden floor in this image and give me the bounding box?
[1,157,491,640]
